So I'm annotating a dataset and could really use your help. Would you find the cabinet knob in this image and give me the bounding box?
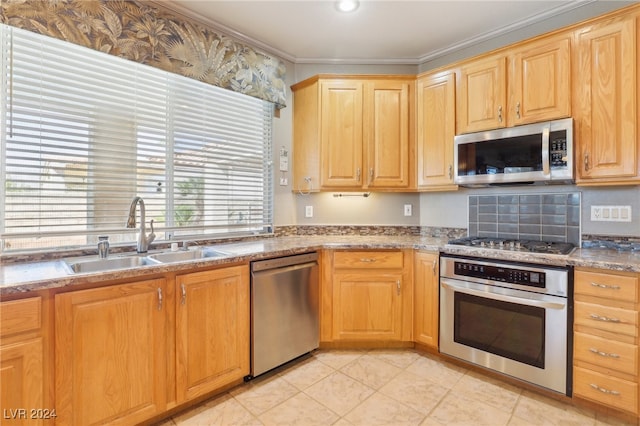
[589,383,621,396]
[589,313,621,323]
[157,287,163,311]
[591,282,621,290]
[588,347,620,359]
[584,153,590,171]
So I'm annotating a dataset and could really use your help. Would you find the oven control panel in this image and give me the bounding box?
[454,261,546,287]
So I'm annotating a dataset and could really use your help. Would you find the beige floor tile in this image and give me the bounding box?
[344,392,426,426]
[172,393,261,426]
[279,357,336,391]
[366,349,422,369]
[339,353,402,389]
[405,354,467,389]
[451,370,522,413]
[379,370,449,416]
[512,390,596,426]
[258,392,340,426]
[231,376,299,416]
[313,349,366,370]
[304,371,375,416]
[427,392,512,426]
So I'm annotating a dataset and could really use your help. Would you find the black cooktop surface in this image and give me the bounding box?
[448,236,575,255]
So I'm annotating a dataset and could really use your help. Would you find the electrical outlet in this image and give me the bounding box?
[591,205,632,222]
[404,204,412,216]
[305,205,313,218]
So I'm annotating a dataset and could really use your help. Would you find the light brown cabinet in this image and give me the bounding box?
[175,266,249,403]
[0,297,47,426]
[573,268,639,416]
[327,250,412,342]
[292,75,414,192]
[574,15,639,184]
[413,251,439,349]
[55,279,168,426]
[416,71,457,191]
[457,34,571,134]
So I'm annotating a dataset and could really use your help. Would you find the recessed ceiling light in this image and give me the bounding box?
[335,0,359,13]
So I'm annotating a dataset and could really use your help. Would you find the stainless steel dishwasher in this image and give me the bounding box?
[247,252,319,379]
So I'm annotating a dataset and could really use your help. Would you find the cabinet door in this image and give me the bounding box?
[575,17,637,181]
[176,266,249,402]
[457,55,507,133]
[364,80,411,189]
[508,35,571,127]
[1,338,44,426]
[413,252,439,348]
[55,279,167,426]
[417,72,456,189]
[332,272,404,341]
[320,81,364,188]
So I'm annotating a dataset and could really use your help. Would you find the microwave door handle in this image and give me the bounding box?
[542,126,550,177]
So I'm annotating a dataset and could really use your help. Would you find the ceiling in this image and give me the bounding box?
[160,0,608,65]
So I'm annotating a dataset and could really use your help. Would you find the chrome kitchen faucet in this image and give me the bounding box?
[126,196,156,253]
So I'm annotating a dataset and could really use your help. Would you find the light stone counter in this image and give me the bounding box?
[2,235,639,296]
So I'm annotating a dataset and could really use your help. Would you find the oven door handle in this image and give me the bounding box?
[441,280,567,310]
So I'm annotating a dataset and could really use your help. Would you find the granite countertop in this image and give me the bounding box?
[2,235,639,296]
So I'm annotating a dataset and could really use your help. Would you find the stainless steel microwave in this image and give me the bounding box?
[454,118,573,186]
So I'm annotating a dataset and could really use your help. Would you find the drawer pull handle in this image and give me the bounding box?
[181,283,187,305]
[397,280,401,296]
[157,287,163,311]
[591,282,621,290]
[359,258,376,263]
[589,348,620,359]
[589,313,621,323]
[589,383,621,396]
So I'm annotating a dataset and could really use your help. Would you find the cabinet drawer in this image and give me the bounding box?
[333,251,404,269]
[574,366,638,414]
[0,296,41,337]
[575,270,638,302]
[574,301,638,338]
[574,332,638,376]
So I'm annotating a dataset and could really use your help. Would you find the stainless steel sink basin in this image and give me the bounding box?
[146,248,228,263]
[64,255,156,274]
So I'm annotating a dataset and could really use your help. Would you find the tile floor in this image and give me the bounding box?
[157,349,637,426]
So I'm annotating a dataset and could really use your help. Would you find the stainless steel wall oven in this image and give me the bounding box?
[440,254,573,395]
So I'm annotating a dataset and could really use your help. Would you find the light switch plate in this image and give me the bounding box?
[404,204,412,216]
[591,205,631,222]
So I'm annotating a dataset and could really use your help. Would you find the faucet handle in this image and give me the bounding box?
[97,236,109,259]
[147,219,156,246]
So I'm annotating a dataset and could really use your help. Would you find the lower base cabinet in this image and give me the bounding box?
[1,295,46,426]
[55,278,168,426]
[573,267,639,416]
[176,266,249,402]
[413,251,439,349]
[328,250,412,342]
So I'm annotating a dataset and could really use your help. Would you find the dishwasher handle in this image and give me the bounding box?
[251,252,318,273]
[251,261,317,278]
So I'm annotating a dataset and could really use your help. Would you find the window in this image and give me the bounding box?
[0,24,274,253]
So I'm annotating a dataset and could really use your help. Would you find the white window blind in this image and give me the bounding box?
[0,24,274,252]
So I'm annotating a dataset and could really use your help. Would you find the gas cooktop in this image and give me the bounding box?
[447,236,576,255]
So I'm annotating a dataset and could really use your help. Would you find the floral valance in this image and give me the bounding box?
[0,0,287,108]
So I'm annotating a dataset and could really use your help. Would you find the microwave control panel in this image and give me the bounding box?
[550,130,568,168]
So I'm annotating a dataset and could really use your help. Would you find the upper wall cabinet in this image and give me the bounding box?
[416,70,457,191]
[292,75,415,192]
[574,14,639,184]
[456,34,572,134]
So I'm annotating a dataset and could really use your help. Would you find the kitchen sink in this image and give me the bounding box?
[145,248,229,263]
[64,255,156,274]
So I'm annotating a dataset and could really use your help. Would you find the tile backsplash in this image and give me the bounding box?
[468,192,581,245]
